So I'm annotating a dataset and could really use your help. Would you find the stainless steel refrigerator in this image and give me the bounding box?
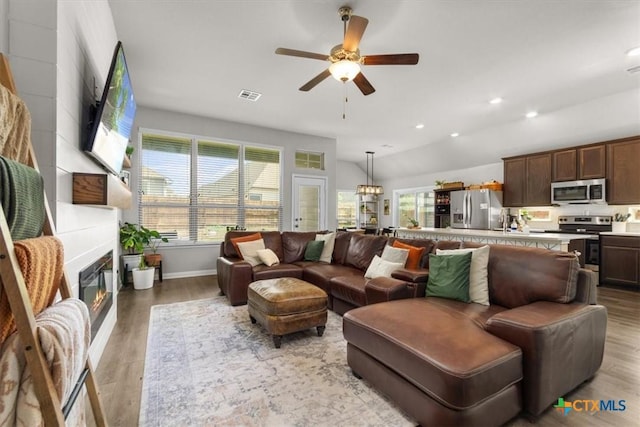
[450,189,503,230]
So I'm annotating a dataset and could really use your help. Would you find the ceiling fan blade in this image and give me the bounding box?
[299,69,332,92]
[343,15,368,52]
[353,72,375,96]
[363,53,419,65]
[275,47,329,61]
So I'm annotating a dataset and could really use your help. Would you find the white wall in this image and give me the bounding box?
[5,0,120,365]
[123,106,337,278]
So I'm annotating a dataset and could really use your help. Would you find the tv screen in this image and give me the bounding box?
[85,41,136,175]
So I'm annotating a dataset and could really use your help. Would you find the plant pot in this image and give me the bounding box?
[145,253,162,267]
[612,222,627,233]
[122,254,143,271]
[132,267,155,290]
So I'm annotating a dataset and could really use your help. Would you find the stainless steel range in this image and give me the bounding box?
[548,215,612,271]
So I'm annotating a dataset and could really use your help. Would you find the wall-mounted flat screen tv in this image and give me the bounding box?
[84,41,136,176]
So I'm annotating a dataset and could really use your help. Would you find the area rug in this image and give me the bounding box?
[139,296,415,426]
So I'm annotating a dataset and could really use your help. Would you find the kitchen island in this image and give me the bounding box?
[395,227,597,252]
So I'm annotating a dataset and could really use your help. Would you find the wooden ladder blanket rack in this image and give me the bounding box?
[0,53,107,426]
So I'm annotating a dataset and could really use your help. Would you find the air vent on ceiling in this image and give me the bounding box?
[238,89,262,101]
[626,65,640,74]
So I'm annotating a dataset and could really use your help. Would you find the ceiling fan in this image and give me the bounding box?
[275,6,419,96]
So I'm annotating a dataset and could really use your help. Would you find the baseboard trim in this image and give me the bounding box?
[163,269,216,280]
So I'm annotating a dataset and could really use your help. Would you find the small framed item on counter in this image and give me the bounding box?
[119,169,131,187]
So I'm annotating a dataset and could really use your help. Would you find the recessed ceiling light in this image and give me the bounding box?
[525,111,538,118]
[626,46,640,57]
[489,97,503,105]
[450,132,459,138]
[415,123,425,129]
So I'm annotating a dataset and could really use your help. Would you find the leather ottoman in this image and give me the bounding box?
[248,277,328,348]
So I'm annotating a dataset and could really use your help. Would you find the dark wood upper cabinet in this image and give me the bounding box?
[503,154,551,207]
[607,137,640,204]
[578,144,606,179]
[503,157,526,207]
[552,149,577,181]
[552,144,605,182]
[526,153,552,206]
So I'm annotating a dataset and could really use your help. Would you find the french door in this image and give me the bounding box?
[292,175,327,231]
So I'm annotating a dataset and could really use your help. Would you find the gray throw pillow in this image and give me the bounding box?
[426,252,472,303]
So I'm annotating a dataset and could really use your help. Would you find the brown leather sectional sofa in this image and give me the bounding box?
[343,244,607,425]
[216,231,608,425]
[216,230,457,311]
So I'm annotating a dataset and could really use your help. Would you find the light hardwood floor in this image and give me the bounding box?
[88,278,639,426]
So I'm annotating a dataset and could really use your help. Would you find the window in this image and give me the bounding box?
[295,150,324,170]
[337,190,358,228]
[394,188,435,227]
[139,131,282,242]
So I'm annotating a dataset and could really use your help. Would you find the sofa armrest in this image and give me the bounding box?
[574,268,598,304]
[486,301,607,417]
[216,256,254,306]
[365,277,421,305]
[391,268,429,283]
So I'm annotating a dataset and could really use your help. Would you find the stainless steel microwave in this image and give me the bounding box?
[551,178,606,204]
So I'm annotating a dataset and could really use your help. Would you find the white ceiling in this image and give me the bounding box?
[108,0,640,174]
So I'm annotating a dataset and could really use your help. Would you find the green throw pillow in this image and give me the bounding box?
[426,252,472,303]
[304,240,325,262]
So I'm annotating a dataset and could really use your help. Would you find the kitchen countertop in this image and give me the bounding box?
[397,227,598,242]
[600,231,640,237]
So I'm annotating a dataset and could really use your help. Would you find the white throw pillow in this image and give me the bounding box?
[364,255,405,279]
[236,239,266,267]
[436,245,490,305]
[315,232,336,263]
[256,248,279,266]
[381,245,409,266]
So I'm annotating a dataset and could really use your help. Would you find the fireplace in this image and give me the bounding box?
[79,251,114,341]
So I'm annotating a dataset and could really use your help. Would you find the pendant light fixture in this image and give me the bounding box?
[356,151,384,195]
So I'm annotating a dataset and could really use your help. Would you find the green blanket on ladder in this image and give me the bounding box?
[0,156,45,240]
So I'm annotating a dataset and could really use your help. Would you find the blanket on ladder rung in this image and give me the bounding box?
[0,155,45,241]
[0,84,31,166]
[0,298,91,427]
[0,236,63,343]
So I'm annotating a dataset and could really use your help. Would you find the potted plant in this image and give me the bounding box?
[119,222,165,289]
[144,231,169,267]
[407,217,420,229]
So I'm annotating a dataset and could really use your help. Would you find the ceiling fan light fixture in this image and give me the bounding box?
[329,60,361,82]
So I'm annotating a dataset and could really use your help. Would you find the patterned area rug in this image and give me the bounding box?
[139,296,415,426]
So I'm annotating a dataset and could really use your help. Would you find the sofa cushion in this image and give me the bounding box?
[437,245,490,306]
[224,231,283,260]
[332,231,352,265]
[256,248,280,266]
[304,240,325,262]
[426,252,472,303]
[345,234,388,271]
[331,275,368,308]
[303,263,363,295]
[343,299,522,410]
[381,245,409,265]
[236,239,266,267]
[391,240,424,269]
[488,245,579,308]
[315,232,336,263]
[282,231,317,263]
[230,232,262,258]
[253,263,303,281]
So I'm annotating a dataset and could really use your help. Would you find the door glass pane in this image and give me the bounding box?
[298,185,320,231]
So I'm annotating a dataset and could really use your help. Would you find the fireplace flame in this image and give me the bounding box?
[91,288,107,312]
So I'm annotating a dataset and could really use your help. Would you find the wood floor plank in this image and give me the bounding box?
[87,279,640,426]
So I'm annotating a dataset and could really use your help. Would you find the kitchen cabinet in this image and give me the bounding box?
[600,235,640,288]
[607,137,640,204]
[552,144,605,182]
[358,195,379,229]
[503,153,551,207]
